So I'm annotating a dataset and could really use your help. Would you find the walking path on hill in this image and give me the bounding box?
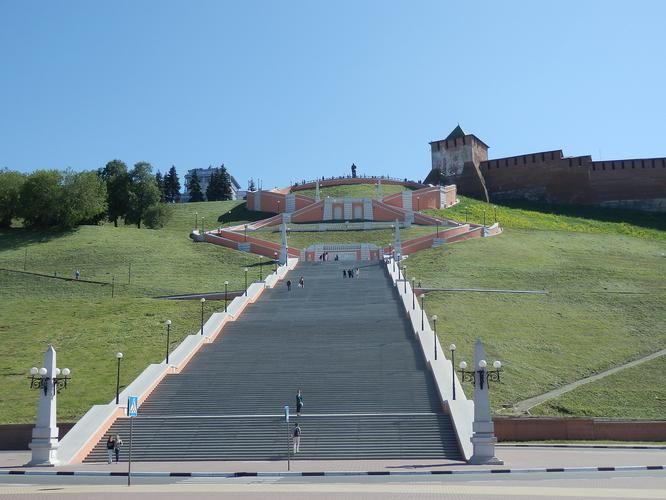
[512,348,666,414]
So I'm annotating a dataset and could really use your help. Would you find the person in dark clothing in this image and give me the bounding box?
[292,423,301,453]
[286,280,292,291]
[343,269,347,278]
[296,389,304,416]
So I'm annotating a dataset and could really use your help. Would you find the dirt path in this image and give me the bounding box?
[511,347,666,414]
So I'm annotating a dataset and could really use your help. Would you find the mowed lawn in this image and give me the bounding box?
[409,197,665,417]
[529,355,666,419]
[0,201,274,423]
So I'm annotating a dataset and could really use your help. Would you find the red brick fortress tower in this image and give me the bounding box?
[425,125,490,202]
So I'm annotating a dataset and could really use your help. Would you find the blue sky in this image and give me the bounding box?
[1,0,665,190]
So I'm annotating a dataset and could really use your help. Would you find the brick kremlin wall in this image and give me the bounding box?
[473,151,666,211]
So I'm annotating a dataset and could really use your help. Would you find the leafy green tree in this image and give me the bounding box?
[0,169,25,227]
[164,166,181,203]
[99,160,130,227]
[143,203,174,229]
[19,170,63,227]
[188,170,204,202]
[155,170,165,202]
[126,162,161,229]
[59,170,107,228]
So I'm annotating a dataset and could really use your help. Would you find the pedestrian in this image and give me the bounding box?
[299,276,304,288]
[75,269,80,280]
[286,280,292,291]
[335,254,339,261]
[355,267,360,278]
[343,269,347,278]
[113,434,123,463]
[296,389,304,416]
[106,435,115,464]
[292,423,301,453]
[348,268,354,278]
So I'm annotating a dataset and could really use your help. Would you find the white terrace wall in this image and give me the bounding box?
[384,257,474,461]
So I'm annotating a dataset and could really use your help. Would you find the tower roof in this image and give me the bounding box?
[445,125,466,141]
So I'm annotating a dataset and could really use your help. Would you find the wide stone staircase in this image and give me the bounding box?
[84,261,461,462]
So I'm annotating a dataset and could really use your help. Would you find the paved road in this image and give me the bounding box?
[1,470,666,499]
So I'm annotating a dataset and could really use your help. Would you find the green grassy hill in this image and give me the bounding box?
[0,196,664,423]
[294,183,409,199]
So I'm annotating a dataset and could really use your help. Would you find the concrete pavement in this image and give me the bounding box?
[2,445,666,475]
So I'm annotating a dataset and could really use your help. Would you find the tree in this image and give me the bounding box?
[143,203,174,229]
[126,162,161,228]
[59,170,107,228]
[155,171,166,202]
[99,160,130,227]
[219,165,233,200]
[0,169,25,227]
[19,170,62,227]
[164,166,181,203]
[188,170,204,202]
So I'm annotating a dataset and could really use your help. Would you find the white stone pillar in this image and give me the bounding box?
[28,345,60,466]
[469,340,503,465]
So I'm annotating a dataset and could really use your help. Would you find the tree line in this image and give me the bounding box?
[0,161,183,229]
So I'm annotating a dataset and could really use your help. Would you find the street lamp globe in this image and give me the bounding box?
[493,360,502,369]
[165,319,172,326]
[116,352,123,360]
[30,367,38,376]
[200,297,206,304]
[449,343,456,352]
[432,315,438,322]
[478,359,487,369]
[224,280,229,286]
[39,367,47,376]
[55,368,61,376]
[459,361,468,370]
[62,368,71,377]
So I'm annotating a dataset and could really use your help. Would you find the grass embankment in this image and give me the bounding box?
[409,196,666,417]
[295,183,409,199]
[0,201,276,423]
[530,356,666,419]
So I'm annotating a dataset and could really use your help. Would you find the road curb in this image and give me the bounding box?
[1,465,664,477]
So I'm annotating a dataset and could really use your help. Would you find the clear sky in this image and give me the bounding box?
[1,0,665,190]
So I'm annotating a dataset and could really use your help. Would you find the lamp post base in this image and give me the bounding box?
[27,427,60,466]
[469,434,503,465]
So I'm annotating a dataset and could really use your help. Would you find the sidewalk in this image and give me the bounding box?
[2,446,666,475]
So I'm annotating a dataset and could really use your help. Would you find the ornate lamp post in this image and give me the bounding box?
[431,315,438,360]
[115,352,123,404]
[274,252,278,272]
[165,320,172,365]
[420,294,425,331]
[201,217,205,235]
[411,277,416,310]
[244,268,248,296]
[200,298,206,334]
[458,340,503,465]
[417,196,420,211]
[194,211,198,230]
[449,343,456,400]
[224,281,229,312]
[402,266,407,293]
[27,345,71,466]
